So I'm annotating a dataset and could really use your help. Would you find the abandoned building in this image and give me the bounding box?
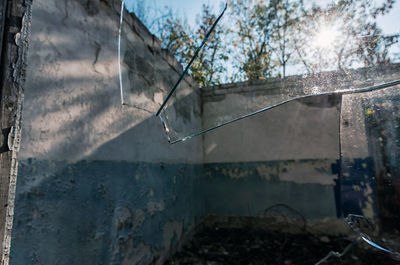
[0,0,399,264]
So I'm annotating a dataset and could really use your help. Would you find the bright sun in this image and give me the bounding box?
[313,26,340,48]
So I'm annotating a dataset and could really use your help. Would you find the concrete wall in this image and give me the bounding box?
[201,64,400,222]
[201,86,341,219]
[202,95,340,163]
[10,0,204,264]
[9,0,400,263]
[340,82,400,222]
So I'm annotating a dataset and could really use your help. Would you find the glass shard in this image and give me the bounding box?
[315,239,356,265]
[163,71,400,143]
[340,83,400,259]
[155,2,228,116]
[119,0,400,143]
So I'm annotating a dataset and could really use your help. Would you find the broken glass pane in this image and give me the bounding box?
[340,84,400,258]
[162,69,400,143]
[119,0,400,143]
[315,239,357,265]
[119,1,166,114]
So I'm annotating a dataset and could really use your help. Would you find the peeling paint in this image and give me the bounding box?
[256,164,277,181]
[10,0,395,263]
[362,184,374,219]
[162,220,183,251]
[9,0,203,264]
[203,161,338,219]
[114,206,132,230]
[147,201,165,216]
[221,168,250,179]
[132,209,145,230]
[278,160,337,185]
[119,239,152,265]
[11,160,204,265]
[341,157,377,220]
[207,160,336,184]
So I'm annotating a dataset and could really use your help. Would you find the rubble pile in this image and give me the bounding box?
[165,224,397,265]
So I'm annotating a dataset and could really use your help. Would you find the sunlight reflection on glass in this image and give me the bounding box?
[313,25,340,48]
[119,0,400,143]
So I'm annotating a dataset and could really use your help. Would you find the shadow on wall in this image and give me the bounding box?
[86,116,202,163]
[13,0,205,264]
[21,0,135,160]
[202,160,339,219]
[21,0,203,162]
[11,159,205,265]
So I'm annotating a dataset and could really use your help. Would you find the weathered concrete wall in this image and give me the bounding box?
[201,80,341,219]
[200,64,400,222]
[340,83,400,221]
[9,0,400,262]
[19,0,201,162]
[202,95,340,163]
[202,64,400,163]
[0,1,32,264]
[202,160,338,219]
[11,0,204,264]
[12,160,204,265]
[337,66,400,220]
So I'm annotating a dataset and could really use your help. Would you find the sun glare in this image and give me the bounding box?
[313,26,340,48]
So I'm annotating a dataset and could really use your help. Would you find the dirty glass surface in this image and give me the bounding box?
[119,0,400,143]
[118,0,400,259]
[340,84,400,258]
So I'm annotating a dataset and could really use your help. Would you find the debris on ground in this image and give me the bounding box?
[165,220,398,265]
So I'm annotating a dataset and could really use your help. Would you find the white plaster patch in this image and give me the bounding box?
[153,92,164,105]
[119,239,152,265]
[221,168,249,179]
[114,206,132,229]
[147,200,165,216]
[362,183,374,219]
[363,200,375,220]
[279,161,337,185]
[162,220,183,251]
[132,209,145,230]
[256,165,277,181]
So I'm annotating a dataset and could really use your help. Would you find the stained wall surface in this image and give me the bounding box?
[10,0,400,263]
[202,89,341,219]
[201,64,400,222]
[10,0,204,264]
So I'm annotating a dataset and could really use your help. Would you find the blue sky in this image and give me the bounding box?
[376,1,400,35]
[123,0,400,35]
[123,0,226,27]
[122,0,400,78]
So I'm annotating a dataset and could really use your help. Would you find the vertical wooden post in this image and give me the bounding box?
[0,1,31,264]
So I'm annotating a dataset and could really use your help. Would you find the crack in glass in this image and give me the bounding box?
[118,0,400,260]
[118,0,400,143]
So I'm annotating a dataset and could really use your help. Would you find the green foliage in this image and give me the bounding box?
[134,0,399,84]
[151,4,228,87]
[190,5,230,87]
[230,0,275,80]
[267,0,305,77]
